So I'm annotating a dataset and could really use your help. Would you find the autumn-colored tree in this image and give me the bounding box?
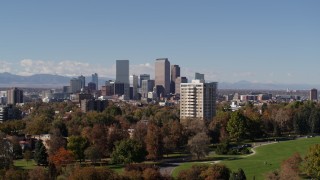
[106,125,129,155]
[280,152,302,180]
[68,166,120,180]
[177,164,209,180]
[209,111,230,143]
[143,168,163,180]
[49,147,74,168]
[304,144,320,178]
[24,150,32,164]
[28,167,48,180]
[162,121,183,156]
[145,123,163,161]
[47,129,67,155]
[200,164,231,180]
[132,121,148,147]
[82,124,109,156]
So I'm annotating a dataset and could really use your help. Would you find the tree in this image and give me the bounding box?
[178,164,209,180]
[280,153,302,180]
[12,142,22,159]
[49,147,74,168]
[230,168,247,180]
[227,111,247,142]
[24,150,32,164]
[188,132,210,160]
[28,167,48,180]
[67,136,87,163]
[82,124,109,156]
[145,123,163,161]
[200,164,231,180]
[68,166,120,180]
[34,140,48,165]
[111,139,146,164]
[304,144,320,178]
[85,145,102,164]
[0,133,13,169]
[47,129,67,155]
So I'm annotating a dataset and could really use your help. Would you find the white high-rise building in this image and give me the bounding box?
[180,80,217,121]
[116,60,130,100]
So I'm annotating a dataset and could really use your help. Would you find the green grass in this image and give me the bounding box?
[106,164,125,174]
[173,137,320,179]
[14,159,37,170]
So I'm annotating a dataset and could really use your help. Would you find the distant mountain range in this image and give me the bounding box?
[0,72,318,90]
[0,72,111,88]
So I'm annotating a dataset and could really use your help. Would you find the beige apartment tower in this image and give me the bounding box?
[180,80,217,121]
[155,58,170,97]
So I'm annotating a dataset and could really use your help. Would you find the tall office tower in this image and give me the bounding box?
[139,74,150,88]
[141,80,155,99]
[78,75,86,89]
[92,73,98,90]
[175,77,188,95]
[130,75,139,99]
[88,82,97,92]
[70,78,82,93]
[180,80,217,121]
[7,87,24,105]
[310,88,318,101]
[101,80,115,96]
[195,72,205,81]
[155,58,170,97]
[171,65,180,94]
[116,60,130,100]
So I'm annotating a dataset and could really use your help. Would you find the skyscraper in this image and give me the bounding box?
[175,77,188,95]
[70,78,82,93]
[139,74,150,88]
[78,75,86,89]
[116,60,130,100]
[130,75,139,100]
[92,73,98,90]
[310,88,318,101]
[195,72,205,81]
[141,80,155,99]
[171,65,180,94]
[155,58,170,97]
[180,80,217,121]
[7,87,24,105]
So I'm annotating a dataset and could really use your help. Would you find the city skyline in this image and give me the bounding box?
[0,1,319,84]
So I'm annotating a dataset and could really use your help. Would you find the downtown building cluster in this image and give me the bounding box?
[59,58,218,121]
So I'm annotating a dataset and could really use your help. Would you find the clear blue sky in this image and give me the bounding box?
[0,1,319,84]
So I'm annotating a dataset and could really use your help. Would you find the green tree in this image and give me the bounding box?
[67,136,88,163]
[188,132,210,160]
[34,140,48,165]
[0,133,13,169]
[230,168,247,180]
[227,111,248,142]
[304,144,320,178]
[111,139,146,164]
[85,145,102,164]
[24,150,32,164]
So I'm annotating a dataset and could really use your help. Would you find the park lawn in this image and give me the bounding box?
[173,137,320,179]
[14,159,37,170]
